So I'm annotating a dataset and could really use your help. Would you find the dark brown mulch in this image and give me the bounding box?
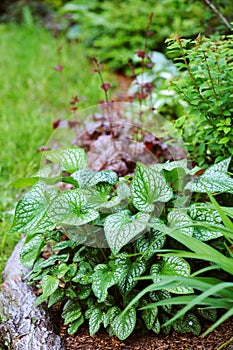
[61,319,233,350]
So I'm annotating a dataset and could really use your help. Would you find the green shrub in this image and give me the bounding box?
[166,33,233,166]
[58,0,225,71]
[9,146,233,338]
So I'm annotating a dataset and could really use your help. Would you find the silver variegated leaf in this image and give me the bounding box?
[92,264,122,302]
[89,307,104,336]
[141,301,158,330]
[111,308,136,340]
[151,317,161,334]
[135,218,166,260]
[10,182,54,234]
[104,306,121,328]
[104,210,150,255]
[72,169,118,188]
[168,209,193,237]
[45,146,88,173]
[185,157,233,194]
[151,256,193,294]
[188,203,223,241]
[131,162,173,212]
[40,189,99,229]
[172,313,201,335]
[115,255,146,295]
[82,187,122,210]
[149,290,172,313]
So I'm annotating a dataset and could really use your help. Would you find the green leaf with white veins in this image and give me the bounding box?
[89,307,104,336]
[40,189,99,229]
[141,300,158,330]
[131,162,173,212]
[92,264,122,302]
[104,210,150,255]
[135,218,166,260]
[116,254,146,295]
[185,157,233,194]
[72,169,118,188]
[188,203,224,241]
[82,186,121,210]
[151,256,193,294]
[45,146,88,173]
[10,182,58,234]
[168,209,193,237]
[111,307,136,340]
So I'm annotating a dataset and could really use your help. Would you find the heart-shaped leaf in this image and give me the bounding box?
[135,218,166,260]
[197,308,217,322]
[10,182,55,234]
[168,209,193,237]
[104,306,121,328]
[72,169,118,187]
[48,288,64,308]
[40,189,99,229]
[111,308,136,340]
[131,162,173,212]
[141,301,158,330]
[104,210,150,255]
[149,290,172,313]
[188,203,224,241]
[45,146,88,173]
[151,317,161,334]
[72,261,93,285]
[151,256,193,294]
[185,157,233,194]
[89,307,104,336]
[115,255,146,296]
[172,313,201,335]
[92,264,122,302]
[82,186,122,210]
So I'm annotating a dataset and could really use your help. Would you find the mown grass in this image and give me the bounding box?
[0,23,105,280]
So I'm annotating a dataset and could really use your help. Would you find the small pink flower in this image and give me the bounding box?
[101,82,111,91]
[53,65,63,72]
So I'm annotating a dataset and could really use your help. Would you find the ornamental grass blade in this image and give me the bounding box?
[166,229,233,275]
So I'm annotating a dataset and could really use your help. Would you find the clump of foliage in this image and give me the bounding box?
[57,0,230,71]
[166,32,233,166]
[10,146,233,339]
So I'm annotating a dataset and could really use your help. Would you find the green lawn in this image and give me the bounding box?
[0,23,104,279]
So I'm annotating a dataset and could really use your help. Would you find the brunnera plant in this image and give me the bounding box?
[10,146,233,339]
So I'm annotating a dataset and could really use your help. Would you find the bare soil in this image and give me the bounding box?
[61,318,233,350]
